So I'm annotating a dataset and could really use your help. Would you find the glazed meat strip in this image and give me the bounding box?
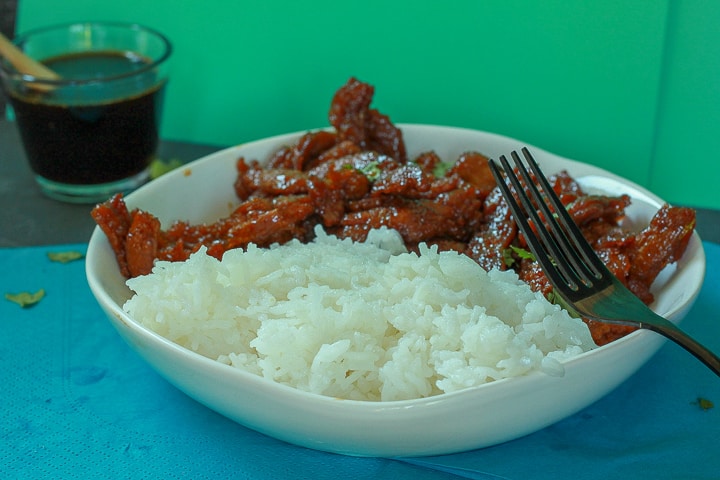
[265,130,338,171]
[90,193,133,277]
[626,204,696,303]
[338,184,485,244]
[92,77,697,347]
[329,77,407,163]
[465,187,517,272]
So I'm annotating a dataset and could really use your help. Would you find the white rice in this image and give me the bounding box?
[123,226,596,401]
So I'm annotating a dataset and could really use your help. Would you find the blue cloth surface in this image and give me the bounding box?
[1,242,718,479]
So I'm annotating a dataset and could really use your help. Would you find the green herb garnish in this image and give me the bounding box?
[546,290,581,318]
[502,248,516,268]
[695,397,714,411]
[47,251,84,264]
[359,161,382,182]
[511,245,536,261]
[149,157,183,179]
[5,289,45,308]
[502,245,536,267]
[432,161,454,178]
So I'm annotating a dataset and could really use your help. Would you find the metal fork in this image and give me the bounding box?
[489,147,720,376]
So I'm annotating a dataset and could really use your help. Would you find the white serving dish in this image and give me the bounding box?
[86,125,705,457]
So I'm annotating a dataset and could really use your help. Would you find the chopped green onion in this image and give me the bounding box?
[432,161,454,178]
[360,162,382,182]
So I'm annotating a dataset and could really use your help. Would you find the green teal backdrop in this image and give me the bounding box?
[15,0,720,210]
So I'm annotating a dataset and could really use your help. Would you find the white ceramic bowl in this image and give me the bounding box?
[86,125,705,457]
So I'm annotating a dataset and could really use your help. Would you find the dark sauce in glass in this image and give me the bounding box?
[8,51,165,185]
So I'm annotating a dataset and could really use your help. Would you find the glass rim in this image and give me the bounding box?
[0,21,172,87]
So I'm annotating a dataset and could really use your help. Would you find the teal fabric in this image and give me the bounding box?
[2,243,719,479]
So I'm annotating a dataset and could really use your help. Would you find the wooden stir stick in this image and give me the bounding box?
[0,31,60,90]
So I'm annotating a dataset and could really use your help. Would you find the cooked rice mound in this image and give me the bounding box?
[124,226,596,401]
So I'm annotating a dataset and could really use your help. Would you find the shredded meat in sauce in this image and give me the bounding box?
[91,77,696,346]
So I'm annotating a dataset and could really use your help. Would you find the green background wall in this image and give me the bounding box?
[14,0,720,209]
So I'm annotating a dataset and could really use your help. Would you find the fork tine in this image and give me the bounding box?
[508,150,585,286]
[515,148,608,284]
[490,148,608,292]
[491,153,581,291]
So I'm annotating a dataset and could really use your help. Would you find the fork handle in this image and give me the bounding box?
[640,312,720,376]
